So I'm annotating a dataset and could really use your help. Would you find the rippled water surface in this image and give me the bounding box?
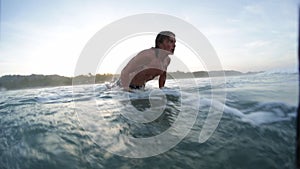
[0,73,298,169]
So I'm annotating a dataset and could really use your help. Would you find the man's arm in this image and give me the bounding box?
[159,57,171,88]
[120,68,131,91]
[159,71,167,88]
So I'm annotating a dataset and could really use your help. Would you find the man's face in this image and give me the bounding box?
[161,36,176,54]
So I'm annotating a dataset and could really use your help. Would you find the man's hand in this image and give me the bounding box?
[159,71,167,88]
[122,86,132,92]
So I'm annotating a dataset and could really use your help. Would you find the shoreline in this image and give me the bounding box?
[0,70,264,91]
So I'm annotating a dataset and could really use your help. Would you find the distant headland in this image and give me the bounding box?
[0,70,263,90]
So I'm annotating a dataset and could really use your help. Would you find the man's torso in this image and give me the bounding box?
[129,49,169,86]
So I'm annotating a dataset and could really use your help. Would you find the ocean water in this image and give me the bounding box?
[0,72,298,169]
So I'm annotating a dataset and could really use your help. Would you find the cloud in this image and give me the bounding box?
[244,4,264,15]
[244,40,270,48]
[226,18,241,23]
[203,27,238,36]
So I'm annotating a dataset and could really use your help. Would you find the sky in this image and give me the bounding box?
[0,0,298,76]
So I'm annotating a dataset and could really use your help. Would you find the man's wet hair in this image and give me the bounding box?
[155,31,175,48]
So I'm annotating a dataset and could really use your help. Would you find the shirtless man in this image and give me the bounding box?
[119,31,176,91]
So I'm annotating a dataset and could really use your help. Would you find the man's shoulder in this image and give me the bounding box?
[138,48,155,56]
[131,48,155,63]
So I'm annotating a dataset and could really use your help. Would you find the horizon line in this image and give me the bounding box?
[0,69,270,78]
